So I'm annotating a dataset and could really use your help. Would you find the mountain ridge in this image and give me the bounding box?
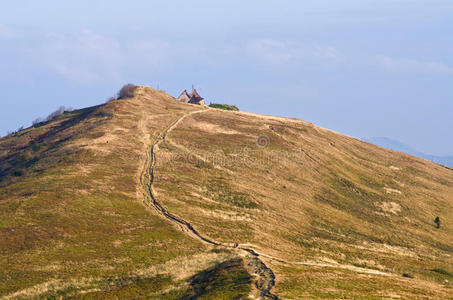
[364,136,453,167]
[1,86,452,299]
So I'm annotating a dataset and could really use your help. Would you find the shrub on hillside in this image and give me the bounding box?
[32,118,43,126]
[13,170,23,177]
[209,103,239,111]
[44,106,72,122]
[117,84,137,99]
[431,268,451,276]
[434,216,440,228]
[30,106,73,128]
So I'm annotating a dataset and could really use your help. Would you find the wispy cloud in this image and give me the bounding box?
[1,26,211,85]
[246,39,343,67]
[35,30,123,84]
[376,55,453,74]
[37,30,189,85]
[248,40,293,64]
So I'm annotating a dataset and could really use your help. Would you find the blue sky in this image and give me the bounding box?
[1,0,452,155]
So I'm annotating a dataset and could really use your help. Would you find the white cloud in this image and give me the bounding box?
[49,64,104,84]
[32,30,123,84]
[49,30,122,84]
[32,30,181,85]
[4,27,205,85]
[312,45,343,62]
[376,55,453,74]
[248,39,293,64]
[246,39,343,67]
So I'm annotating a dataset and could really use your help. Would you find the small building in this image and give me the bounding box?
[188,88,204,105]
[177,87,205,105]
[177,90,191,103]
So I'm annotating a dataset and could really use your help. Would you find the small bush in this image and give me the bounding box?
[45,106,68,122]
[32,118,43,127]
[434,216,440,228]
[402,273,414,278]
[209,103,239,111]
[13,170,23,177]
[431,268,451,276]
[29,106,73,128]
[117,84,137,99]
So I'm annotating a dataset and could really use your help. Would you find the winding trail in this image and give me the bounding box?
[139,109,278,299]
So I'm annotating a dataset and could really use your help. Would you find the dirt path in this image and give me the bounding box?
[139,108,278,299]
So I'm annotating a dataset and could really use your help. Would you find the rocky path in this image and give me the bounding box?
[139,108,278,299]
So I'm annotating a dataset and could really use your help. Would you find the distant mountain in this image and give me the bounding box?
[363,137,453,167]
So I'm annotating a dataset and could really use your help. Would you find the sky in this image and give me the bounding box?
[1,0,452,156]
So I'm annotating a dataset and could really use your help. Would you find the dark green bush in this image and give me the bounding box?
[209,103,239,111]
[431,268,451,276]
[117,84,137,99]
[434,216,440,228]
[13,170,23,177]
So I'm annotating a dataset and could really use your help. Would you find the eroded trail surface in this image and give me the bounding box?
[139,109,278,299]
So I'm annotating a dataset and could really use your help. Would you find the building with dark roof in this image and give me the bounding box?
[177,87,205,105]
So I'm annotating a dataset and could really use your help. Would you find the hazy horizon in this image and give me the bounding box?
[1,1,452,156]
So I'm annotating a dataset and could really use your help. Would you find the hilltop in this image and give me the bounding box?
[1,86,452,299]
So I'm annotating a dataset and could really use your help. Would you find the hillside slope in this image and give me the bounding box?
[1,86,452,299]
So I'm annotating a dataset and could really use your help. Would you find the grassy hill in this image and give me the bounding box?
[1,86,452,299]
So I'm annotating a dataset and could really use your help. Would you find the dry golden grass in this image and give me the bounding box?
[3,250,237,299]
[154,102,453,298]
[0,87,220,298]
